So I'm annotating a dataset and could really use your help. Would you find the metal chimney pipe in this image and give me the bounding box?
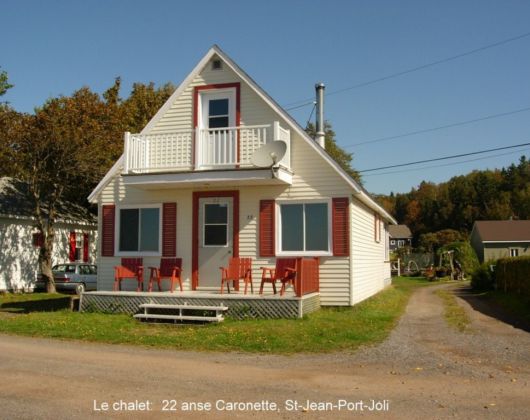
[315,82,325,148]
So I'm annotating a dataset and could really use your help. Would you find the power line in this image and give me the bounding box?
[358,142,530,173]
[345,105,530,148]
[284,30,530,110]
[362,147,530,177]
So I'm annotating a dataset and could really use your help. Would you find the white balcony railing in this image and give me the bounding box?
[124,122,290,174]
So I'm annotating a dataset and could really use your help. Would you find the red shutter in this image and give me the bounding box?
[69,232,76,262]
[162,203,177,257]
[102,205,115,257]
[33,232,44,248]
[332,197,349,256]
[259,200,275,257]
[83,233,89,262]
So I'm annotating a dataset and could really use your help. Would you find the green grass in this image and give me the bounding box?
[0,277,430,354]
[436,288,471,332]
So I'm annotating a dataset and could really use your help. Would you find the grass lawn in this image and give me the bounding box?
[436,287,471,332]
[0,277,430,354]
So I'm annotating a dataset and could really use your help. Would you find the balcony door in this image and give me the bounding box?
[198,88,237,167]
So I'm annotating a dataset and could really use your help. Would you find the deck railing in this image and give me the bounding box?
[295,258,320,297]
[124,121,290,173]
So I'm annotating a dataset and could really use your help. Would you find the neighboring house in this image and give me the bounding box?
[388,224,412,252]
[88,45,396,306]
[470,220,530,262]
[0,178,97,291]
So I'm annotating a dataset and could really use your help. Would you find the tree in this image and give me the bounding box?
[0,67,13,98]
[305,121,362,184]
[1,79,175,291]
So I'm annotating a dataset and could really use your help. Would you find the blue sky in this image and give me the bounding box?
[2,0,530,194]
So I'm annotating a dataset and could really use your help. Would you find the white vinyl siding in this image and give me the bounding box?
[95,54,392,305]
[351,201,391,305]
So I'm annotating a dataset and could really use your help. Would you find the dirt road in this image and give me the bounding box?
[0,283,529,419]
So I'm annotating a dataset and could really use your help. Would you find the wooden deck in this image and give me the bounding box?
[80,290,320,319]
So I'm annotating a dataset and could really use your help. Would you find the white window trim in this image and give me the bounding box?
[510,248,519,257]
[275,199,332,257]
[202,202,230,248]
[115,203,162,257]
[198,88,236,130]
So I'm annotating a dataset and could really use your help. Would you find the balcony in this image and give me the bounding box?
[122,122,292,188]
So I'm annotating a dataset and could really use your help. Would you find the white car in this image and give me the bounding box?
[35,263,97,294]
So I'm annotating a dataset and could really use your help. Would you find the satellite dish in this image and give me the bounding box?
[251,141,287,168]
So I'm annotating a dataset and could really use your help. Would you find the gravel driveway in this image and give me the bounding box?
[0,283,528,419]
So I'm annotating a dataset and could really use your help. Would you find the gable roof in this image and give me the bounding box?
[88,45,396,223]
[388,224,412,239]
[1,177,97,225]
[472,220,530,242]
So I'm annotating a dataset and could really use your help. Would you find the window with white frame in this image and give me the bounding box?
[510,248,519,257]
[118,206,160,253]
[278,201,330,254]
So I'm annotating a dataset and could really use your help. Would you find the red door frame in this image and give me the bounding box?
[192,190,240,290]
[193,83,241,168]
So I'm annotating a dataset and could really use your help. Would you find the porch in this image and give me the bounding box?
[80,290,320,320]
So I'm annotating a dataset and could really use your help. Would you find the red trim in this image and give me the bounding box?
[332,197,350,256]
[193,83,241,168]
[69,232,76,262]
[83,233,89,262]
[259,200,275,257]
[192,190,239,290]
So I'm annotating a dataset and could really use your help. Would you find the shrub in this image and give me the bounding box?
[496,256,530,298]
[471,262,496,291]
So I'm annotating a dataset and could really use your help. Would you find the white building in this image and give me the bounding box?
[0,178,97,291]
[89,46,395,306]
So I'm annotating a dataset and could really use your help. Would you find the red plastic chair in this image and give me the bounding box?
[259,258,297,296]
[113,258,144,291]
[220,257,253,294]
[148,258,183,292]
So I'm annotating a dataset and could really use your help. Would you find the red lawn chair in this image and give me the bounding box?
[114,258,144,291]
[148,258,183,292]
[220,257,253,294]
[259,258,297,296]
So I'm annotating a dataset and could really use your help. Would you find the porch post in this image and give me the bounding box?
[123,132,130,174]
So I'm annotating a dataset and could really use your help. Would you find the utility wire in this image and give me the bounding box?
[284,30,530,110]
[305,103,317,129]
[362,148,530,177]
[358,142,530,173]
[346,105,530,148]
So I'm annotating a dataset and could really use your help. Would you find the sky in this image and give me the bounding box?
[2,0,530,194]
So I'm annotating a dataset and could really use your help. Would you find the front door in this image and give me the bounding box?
[198,197,233,289]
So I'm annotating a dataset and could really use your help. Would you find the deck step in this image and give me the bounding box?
[133,313,224,322]
[138,303,228,311]
[135,302,228,324]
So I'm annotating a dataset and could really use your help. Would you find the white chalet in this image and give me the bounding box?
[88,46,396,307]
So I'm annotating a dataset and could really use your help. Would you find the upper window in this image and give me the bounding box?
[510,248,519,257]
[278,201,330,254]
[118,207,160,253]
[199,89,236,130]
[208,99,229,128]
